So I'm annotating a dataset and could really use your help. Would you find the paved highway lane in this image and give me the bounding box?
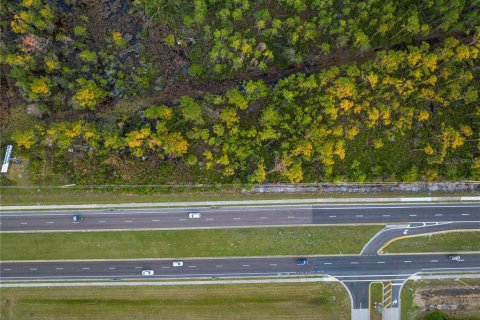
[312,203,480,224]
[360,221,480,255]
[1,203,479,232]
[2,254,479,282]
[0,206,312,232]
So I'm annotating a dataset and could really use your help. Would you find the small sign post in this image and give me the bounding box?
[1,144,13,173]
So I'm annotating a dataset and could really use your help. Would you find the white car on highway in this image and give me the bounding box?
[188,212,201,219]
[172,261,184,267]
[141,270,154,276]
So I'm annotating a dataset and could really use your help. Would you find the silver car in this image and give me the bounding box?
[189,212,201,219]
[142,270,154,276]
[172,261,184,267]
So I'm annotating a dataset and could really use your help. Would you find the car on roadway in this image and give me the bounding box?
[449,255,462,261]
[142,270,154,276]
[72,215,83,222]
[296,258,308,265]
[172,261,184,267]
[188,212,201,219]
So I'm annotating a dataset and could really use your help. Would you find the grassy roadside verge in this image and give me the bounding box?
[0,282,350,320]
[0,226,381,260]
[1,186,476,206]
[401,279,480,320]
[384,232,480,254]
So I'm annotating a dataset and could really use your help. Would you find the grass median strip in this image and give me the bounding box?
[1,282,350,320]
[370,282,383,320]
[0,226,381,260]
[384,231,480,254]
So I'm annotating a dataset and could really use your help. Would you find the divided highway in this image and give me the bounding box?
[1,203,479,232]
[1,201,479,320]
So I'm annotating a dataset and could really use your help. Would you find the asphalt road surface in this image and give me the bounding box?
[360,221,480,255]
[2,253,479,286]
[1,203,479,232]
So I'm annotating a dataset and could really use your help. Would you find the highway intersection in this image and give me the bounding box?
[1,201,479,320]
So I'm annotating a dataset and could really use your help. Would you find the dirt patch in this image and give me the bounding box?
[71,0,141,47]
[413,285,480,318]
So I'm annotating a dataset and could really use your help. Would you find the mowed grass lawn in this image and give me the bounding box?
[385,231,480,253]
[1,283,350,320]
[0,226,381,260]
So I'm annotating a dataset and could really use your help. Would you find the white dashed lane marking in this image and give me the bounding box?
[403,261,412,263]
[46,221,54,224]
[216,265,223,268]
[161,266,170,269]
[124,221,133,223]
[462,214,470,216]
[99,220,107,223]
[56,268,63,270]
[382,215,390,217]
[269,264,278,266]
[435,214,443,216]
[20,222,28,225]
[323,263,332,265]
[152,220,160,222]
[3,269,12,271]
[351,262,359,264]
[287,216,295,219]
[108,267,116,270]
[233,218,241,220]
[430,260,438,263]
[355,215,364,218]
[30,268,37,271]
[242,265,251,267]
[409,214,416,217]
[377,261,385,264]
[82,267,90,270]
[329,215,337,218]
[188,266,197,268]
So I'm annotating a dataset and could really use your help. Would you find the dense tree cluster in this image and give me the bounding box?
[133,0,480,77]
[11,38,480,183]
[1,0,158,113]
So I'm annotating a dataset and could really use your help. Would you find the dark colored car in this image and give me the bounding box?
[296,258,308,265]
[72,215,83,222]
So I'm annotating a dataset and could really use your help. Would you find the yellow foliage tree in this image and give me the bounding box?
[250,160,267,183]
[373,138,384,149]
[418,110,430,122]
[423,144,434,155]
[164,132,188,156]
[30,77,51,95]
[346,127,359,140]
[334,140,346,159]
[12,130,37,149]
[284,161,303,183]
